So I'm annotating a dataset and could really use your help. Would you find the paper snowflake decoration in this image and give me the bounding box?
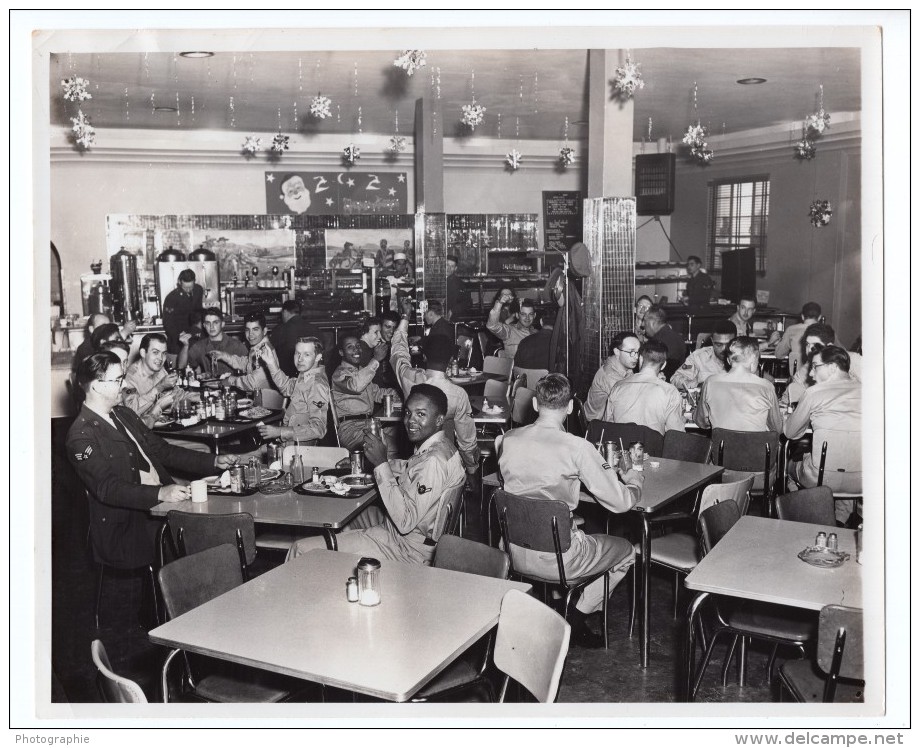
[793,137,817,160]
[809,200,833,227]
[271,133,290,153]
[690,145,714,165]
[393,50,427,76]
[70,110,96,149]
[388,135,407,154]
[682,124,708,147]
[62,76,92,102]
[612,57,645,99]
[343,144,361,165]
[558,146,576,168]
[505,149,522,170]
[242,135,263,155]
[805,109,831,136]
[461,101,486,130]
[310,94,332,119]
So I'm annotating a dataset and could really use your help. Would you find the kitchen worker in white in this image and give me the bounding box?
[496,373,643,648]
[286,384,466,564]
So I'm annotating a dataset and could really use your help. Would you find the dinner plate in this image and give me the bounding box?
[258,468,282,483]
[449,375,473,383]
[153,417,177,427]
[293,481,368,498]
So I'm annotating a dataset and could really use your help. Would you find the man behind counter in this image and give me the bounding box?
[162,269,204,355]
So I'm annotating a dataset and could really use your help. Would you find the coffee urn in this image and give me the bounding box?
[110,248,142,323]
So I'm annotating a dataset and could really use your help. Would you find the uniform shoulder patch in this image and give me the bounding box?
[601,461,612,470]
[680,363,693,369]
[416,483,430,494]
[312,400,326,408]
[74,445,93,461]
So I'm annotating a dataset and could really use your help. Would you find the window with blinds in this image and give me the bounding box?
[706,176,770,273]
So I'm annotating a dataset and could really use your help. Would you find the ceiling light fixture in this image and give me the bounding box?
[153,106,178,113]
[179,51,214,59]
[737,77,767,85]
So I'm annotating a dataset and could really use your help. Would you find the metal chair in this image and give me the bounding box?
[662,429,712,464]
[510,386,536,426]
[411,536,512,702]
[493,489,634,650]
[91,639,149,703]
[482,355,513,378]
[712,428,779,517]
[512,367,549,388]
[162,510,256,581]
[778,605,864,703]
[585,420,664,457]
[775,486,836,526]
[814,440,863,524]
[570,395,588,437]
[688,501,816,700]
[157,544,305,703]
[482,378,507,399]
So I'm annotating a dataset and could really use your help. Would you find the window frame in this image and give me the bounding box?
[705,175,771,275]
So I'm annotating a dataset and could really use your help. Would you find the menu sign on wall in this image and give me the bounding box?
[542,191,583,253]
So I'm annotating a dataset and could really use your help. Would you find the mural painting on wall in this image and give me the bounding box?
[106,216,193,279]
[198,229,297,281]
[265,171,408,215]
[324,228,414,272]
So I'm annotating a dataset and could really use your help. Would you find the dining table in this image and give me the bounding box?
[682,515,862,700]
[446,371,508,390]
[483,454,724,668]
[150,408,283,454]
[375,394,510,427]
[150,480,378,550]
[148,549,531,702]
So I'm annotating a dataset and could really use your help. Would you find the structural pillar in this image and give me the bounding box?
[413,97,447,307]
[587,49,635,198]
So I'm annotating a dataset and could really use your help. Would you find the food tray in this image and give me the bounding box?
[206,485,259,497]
[797,546,850,568]
[293,481,369,498]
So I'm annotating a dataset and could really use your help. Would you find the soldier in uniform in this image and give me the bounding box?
[390,312,480,476]
[66,352,237,569]
[178,307,248,377]
[606,339,686,435]
[583,331,640,422]
[257,337,330,446]
[486,292,536,359]
[497,374,644,648]
[212,312,276,393]
[287,384,466,565]
[122,333,178,427]
[670,320,736,392]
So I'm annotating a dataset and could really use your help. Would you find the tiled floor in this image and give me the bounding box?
[50,417,787,704]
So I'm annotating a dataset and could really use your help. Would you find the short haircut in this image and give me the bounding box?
[281,300,301,314]
[90,323,120,350]
[518,298,536,311]
[407,383,448,418]
[446,255,459,264]
[244,312,267,329]
[202,307,223,322]
[425,299,444,316]
[139,332,167,353]
[296,336,324,359]
[712,320,738,337]
[801,302,822,319]
[738,296,757,306]
[644,305,667,325]
[640,338,669,365]
[178,269,196,283]
[381,310,401,326]
[635,295,653,307]
[816,344,850,372]
[76,351,121,392]
[608,330,640,357]
[359,317,382,336]
[88,313,111,330]
[534,373,572,410]
[421,335,455,370]
[803,322,835,346]
[339,334,359,351]
[99,340,130,357]
[687,255,702,264]
[728,336,760,364]
[540,309,557,328]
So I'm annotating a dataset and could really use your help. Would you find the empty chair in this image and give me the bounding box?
[483,378,508,399]
[688,501,816,700]
[712,428,779,516]
[662,429,712,464]
[163,510,256,580]
[411,537,512,702]
[157,544,303,703]
[91,639,149,703]
[775,486,836,526]
[570,395,588,437]
[510,386,536,426]
[585,420,664,457]
[507,372,526,401]
[814,440,863,525]
[483,355,513,378]
[512,367,549,389]
[778,605,864,703]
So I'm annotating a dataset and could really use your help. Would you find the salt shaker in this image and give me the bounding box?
[815,531,827,548]
[346,577,359,603]
[357,557,382,606]
[827,533,838,552]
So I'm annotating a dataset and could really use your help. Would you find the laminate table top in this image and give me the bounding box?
[149,549,531,702]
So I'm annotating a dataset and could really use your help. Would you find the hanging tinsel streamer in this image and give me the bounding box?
[682,82,714,165]
[505,116,522,170]
[124,87,129,122]
[389,108,407,154]
[461,70,486,130]
[558,116,575,168]
[805,84,831,136]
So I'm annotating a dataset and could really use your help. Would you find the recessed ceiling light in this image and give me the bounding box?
[179,51,214,59]
[153,106,178,113]
[737,77,767,85]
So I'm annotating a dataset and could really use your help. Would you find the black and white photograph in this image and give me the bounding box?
[16,8,908,740]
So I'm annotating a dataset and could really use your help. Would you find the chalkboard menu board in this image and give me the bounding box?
[542,191,583,252]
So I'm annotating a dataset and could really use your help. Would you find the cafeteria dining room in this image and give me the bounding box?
[24,13,903,727]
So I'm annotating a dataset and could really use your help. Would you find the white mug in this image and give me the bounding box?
[190,479,208,503]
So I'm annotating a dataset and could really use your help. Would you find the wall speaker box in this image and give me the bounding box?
[720,247,756,303]
[635,153,676,216]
